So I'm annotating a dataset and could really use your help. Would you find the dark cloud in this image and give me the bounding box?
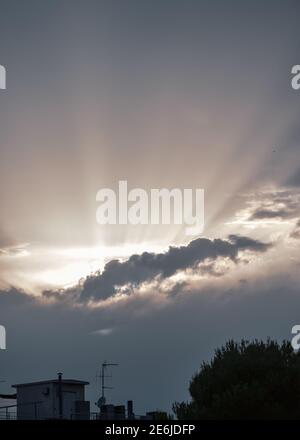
[0,288,34,306]
[249,208,292,220]
[227,235,270,252]
[47,235,270,303]
[242,189,300,222]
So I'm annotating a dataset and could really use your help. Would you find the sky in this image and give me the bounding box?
[0,0,300,415]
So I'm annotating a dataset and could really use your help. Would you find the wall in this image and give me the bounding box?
[16,383,85,420]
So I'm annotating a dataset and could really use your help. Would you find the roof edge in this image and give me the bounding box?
[12,379,89,388]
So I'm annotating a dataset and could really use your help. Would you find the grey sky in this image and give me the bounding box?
[1,0,300,414]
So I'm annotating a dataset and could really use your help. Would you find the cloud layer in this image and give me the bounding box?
[43,235,271,303]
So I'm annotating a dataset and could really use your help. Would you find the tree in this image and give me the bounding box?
[173,339,300,419]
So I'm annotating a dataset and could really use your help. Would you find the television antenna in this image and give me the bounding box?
[96,361,118,408]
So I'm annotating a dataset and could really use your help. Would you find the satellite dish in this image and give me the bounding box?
[96,396,106,408]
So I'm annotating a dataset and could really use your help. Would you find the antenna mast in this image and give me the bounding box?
[97,361,118,407]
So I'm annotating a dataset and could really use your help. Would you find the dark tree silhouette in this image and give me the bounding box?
[173,339,300,419]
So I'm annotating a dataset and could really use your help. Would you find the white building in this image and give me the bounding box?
[12,376,90,420]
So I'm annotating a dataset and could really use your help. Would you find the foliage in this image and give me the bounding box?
[173,339,300,419]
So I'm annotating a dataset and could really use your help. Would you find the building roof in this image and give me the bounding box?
[0,393,17,399]
[12,379,89,388]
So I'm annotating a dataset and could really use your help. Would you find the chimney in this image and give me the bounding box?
[58,372,63,419]
[127,400,134,419]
